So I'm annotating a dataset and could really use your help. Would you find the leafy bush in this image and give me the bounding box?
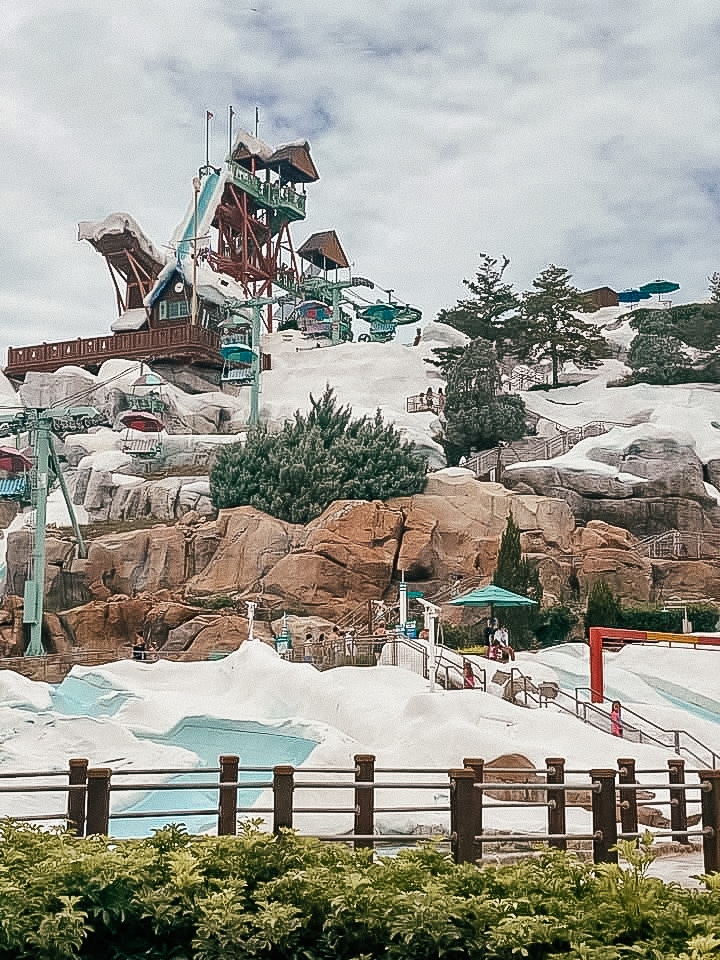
[210,387,427,524]
[441,622,488,650]
[2,821,720,958]
[534,604,577,647]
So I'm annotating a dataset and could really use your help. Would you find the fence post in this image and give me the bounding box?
[218,755,239,836]
[85,768,111,836]
[273,765,294,834]
[354,754,375,850]
[699,770,720,873]
[668,758,687,844]
[450,768,477,864]
[463,758,484,860]
[618,758,638,838]
[591,769,618,864]
[67,758,88,837]
[546,757,566,851]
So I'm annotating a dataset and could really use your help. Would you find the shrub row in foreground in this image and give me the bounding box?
[1,821,719,959]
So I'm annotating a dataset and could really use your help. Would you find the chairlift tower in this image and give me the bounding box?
[0,406,99,656]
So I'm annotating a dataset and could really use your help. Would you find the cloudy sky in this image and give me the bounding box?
[2,1,720,361]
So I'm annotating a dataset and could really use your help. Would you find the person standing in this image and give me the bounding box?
[463,660,476,689]
[610,700,624,737]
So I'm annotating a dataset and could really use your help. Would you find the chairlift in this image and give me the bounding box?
[295,300,333,339]
[357,302,421,343]
[128,371,166,415]
[220,329,257,385]
[0,446,32,503]
[119,410,165,459]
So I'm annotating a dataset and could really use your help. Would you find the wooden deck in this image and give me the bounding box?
[5,324,222,379]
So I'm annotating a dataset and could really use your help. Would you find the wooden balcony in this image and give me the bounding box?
[5,324,222,380]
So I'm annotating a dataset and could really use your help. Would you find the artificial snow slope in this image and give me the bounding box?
[1,641,718,839]
[3,642,667,773]
[527,641,720,746]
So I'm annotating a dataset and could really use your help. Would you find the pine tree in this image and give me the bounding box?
[440,338,526,464]
[709,271,720,303]
[515,265,608,387]
[435,253,518,350]
[210,387,427,524]
[491,514,543,649]
[585,579,622,634]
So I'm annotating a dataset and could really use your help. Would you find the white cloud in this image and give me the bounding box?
[2,1,720,363]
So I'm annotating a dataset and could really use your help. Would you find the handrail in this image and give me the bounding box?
[573,686,720,767]
[463,419,634,479]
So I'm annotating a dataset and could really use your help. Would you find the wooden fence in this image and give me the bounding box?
[2,756,720,874]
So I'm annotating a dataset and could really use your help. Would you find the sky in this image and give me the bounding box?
[2,1,720,361]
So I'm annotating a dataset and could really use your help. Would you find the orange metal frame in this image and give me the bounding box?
[588,626,720,702]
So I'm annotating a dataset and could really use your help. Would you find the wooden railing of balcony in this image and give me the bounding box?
[5,325,221,379]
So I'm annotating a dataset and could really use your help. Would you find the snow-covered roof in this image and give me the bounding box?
[111,307,148,332]
[78,213,168,270]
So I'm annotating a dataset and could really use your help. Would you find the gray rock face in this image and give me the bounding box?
[503,436,720,537]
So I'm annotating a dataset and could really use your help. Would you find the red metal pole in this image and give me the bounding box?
[589,628,604,703]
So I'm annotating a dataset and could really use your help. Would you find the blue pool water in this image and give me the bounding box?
[50,674,135,718]
[46,672,318,837]
[111,716,318,837]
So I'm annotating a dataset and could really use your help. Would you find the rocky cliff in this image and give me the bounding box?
[503,434,720,537]
[5,468,718,660]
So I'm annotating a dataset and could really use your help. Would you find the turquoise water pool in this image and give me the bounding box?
[111,716,318,837]
[47,671,318,837]
[50,674,135,717]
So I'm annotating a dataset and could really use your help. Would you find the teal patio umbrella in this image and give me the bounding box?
[450,584,538,620]
[639,279,680,302]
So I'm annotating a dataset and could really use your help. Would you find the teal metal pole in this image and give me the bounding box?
[249,303,262,427]
[25,415,49,655]
[331,285,341,345]
[48,433,87,560]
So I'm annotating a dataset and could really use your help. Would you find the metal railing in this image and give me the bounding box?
[504,667,720,769]
[638,530,720,560]
[0,650,116,683]
[406,393,445,415]
[464,420,633,480]
[3,755,720,874]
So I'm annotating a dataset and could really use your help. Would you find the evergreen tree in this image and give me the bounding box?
[440,338,527,465]
[709,271,720,303]
[515,265,608,387]
[210,387,427,524]
[491,514,543,649]
[585,579,622,634]
[435,253,519,351]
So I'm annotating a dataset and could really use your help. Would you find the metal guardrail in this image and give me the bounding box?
[637,530,720,560]
[406,393,444,415]
[3,755,720,874]
[464,420,633,480]
[504,667,720,769]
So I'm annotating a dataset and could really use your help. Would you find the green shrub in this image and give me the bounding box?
[534,604,577,647]
[620,604,720,634]
[2,821,720,958]
[210,387,427,524]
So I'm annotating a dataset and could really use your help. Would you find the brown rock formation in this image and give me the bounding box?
[187,507,302,597]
